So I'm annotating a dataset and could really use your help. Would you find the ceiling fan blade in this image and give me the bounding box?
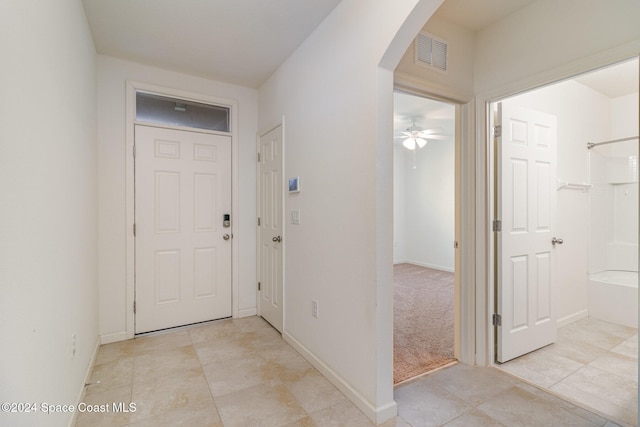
[419,126,445,134]
[418,129,443,136]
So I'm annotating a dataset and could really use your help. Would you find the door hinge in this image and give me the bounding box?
[133,301,136,314]
[494,125,502,138]
[257,153,261,162]
[258,282,261,291]
[133,223,136,236]
[492,313,502,326]
[257,217,261,226]
[492,220,502,232]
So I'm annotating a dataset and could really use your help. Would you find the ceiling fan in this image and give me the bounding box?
[395,122,447,150]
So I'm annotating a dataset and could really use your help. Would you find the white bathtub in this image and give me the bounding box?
[588,270,638,328]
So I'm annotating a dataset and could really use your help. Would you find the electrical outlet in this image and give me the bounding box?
[312,300,319,318]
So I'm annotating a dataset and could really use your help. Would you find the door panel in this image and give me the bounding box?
[258,125,284,332]
[497,104,557,362]
[135,125,232,334]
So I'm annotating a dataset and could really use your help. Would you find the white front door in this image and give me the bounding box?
[258,125,284,332]
[135,125,232,334]
[496,103,558,362]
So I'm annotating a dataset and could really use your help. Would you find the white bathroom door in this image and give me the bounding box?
[257,124,284,332]
[135,125,232,334]
[496,103,558,362]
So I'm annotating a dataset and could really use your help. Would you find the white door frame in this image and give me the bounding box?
[124,81,239,339]
[392,82,475,366]
[256,118,285,331]
[478,48,640,367]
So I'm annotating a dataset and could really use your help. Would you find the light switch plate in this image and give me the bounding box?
[291,210,300,225]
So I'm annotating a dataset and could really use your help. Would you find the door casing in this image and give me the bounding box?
[256,119,285,332]
[391,84,469,364]
[481,50,640,366]
[124,81,239,340]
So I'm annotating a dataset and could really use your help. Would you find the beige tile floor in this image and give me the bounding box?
[76,316,625,427]
[498,317,638,427]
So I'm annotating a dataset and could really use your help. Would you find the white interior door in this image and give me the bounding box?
[496,103,558,363]
[258,125,284,332]
[135,125,232,334]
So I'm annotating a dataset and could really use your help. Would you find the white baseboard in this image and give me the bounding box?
[283,331,397,425]
[237,307,257,318]
[375,400,399,425]
[68,336,101,427]
[100,331,129,344]
[100,310,258,344]
[558,309,589,328]
[396,260,455,273]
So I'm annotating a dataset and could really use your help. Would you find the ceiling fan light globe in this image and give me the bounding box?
[416,138,427,148]
[402,138,416,150]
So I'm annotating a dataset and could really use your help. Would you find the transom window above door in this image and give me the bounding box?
[135,91,230,133]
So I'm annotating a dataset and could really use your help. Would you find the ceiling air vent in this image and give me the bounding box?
[415,32,448,73]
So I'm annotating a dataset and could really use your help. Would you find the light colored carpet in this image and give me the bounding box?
[394,263,455,384]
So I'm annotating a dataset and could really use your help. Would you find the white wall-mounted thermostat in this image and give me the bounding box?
[289,176,300,193]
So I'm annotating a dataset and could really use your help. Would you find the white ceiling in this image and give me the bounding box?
[80,0,545,89]
[433,0,537,31]
[82,0,342,88]
[82,0,638,97]
[575,59,639,98]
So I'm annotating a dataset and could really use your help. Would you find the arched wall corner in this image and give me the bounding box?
[373,0,445,423]
[378,1,446,72]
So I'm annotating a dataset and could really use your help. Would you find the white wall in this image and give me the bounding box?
[405,139,455,271]
[393,146,407,262]
[97,56,258,340]
[0,1,98,426]
[501,80,611,325]
[475,0,640,96]
[611,93,639,143]
[258,0,443,421]
[394,140,455,271]
[395,15,475,101]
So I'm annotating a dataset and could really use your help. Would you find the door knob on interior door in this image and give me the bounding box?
[551,237,564,245]
[272,236,281,243]
[223,234,230,241]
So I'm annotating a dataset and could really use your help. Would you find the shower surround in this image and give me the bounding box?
[588,138,638,328]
